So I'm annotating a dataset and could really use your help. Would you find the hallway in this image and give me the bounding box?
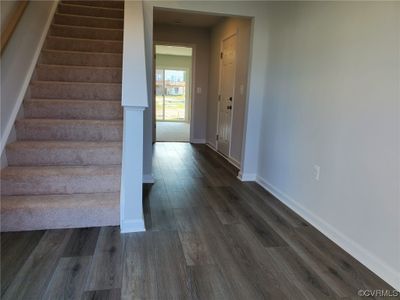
[156,122,190,142]
[1,143,393,299]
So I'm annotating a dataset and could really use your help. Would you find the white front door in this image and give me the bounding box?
[217,34,236,157]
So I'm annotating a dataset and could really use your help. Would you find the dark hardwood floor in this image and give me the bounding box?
[1,143,395,299]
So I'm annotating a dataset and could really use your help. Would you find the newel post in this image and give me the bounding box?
[120,0,148,233]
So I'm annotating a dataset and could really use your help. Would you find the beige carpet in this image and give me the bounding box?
[156,122,190,142]
[1,0,124,231]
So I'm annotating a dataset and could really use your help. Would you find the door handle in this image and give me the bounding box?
[227,105,232,110]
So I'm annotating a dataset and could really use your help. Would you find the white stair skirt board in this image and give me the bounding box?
[206,143,241,169]
[255,175,400,291]
[1,1,59,153]
[156,122,190,142]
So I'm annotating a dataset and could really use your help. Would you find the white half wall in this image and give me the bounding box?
[258,1,400,290]
[1,0,58,153]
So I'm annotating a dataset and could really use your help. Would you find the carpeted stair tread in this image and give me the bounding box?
[30,81,122,100]
[54,13,123,29]
[63,0,124,9]
[6,141,122,166]
[58,3,124,19]
[45,36,123,53]
[35,64,122,83]
[39,49,122,67]
[1,193,119,231]
[1,165,121,196]
[24,99,123,120]
[15,119,123,141]
[29,97,121,102]
[50,24,123,40]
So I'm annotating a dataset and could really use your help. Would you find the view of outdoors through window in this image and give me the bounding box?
[156,69,187,121]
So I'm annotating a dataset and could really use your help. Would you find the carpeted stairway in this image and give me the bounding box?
[1,0,125,231]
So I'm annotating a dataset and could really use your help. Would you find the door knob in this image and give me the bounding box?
[229,97,233,101]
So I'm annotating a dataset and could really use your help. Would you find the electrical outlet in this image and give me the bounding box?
[314,165,320,181]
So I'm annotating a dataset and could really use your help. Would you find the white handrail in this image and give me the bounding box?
[121,0,148,107]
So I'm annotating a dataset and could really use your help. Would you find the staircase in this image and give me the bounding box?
[1,0,125,231]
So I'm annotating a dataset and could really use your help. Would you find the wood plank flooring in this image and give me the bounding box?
[1,143,395,299]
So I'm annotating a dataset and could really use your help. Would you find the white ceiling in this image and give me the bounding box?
[156,45,193,56]
[154,8,224,28]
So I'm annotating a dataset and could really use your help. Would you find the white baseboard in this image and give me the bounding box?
[206,141,216,149]
[0,1,59,154]
[191,139,206,144]
[256,175,400,291]
[237,171,257,181]
[206,143,241,169]
[143,174,155,183]
[120,218,145,233]
[229,157,241,168]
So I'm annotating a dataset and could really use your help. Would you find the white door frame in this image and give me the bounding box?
[153,41,196,143]
[216,32,238,158]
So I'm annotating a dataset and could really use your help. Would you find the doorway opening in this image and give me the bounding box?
[153,7,252,172]
[155,45,193,142]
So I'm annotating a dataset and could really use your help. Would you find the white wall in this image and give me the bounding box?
[258,1,400,289]
[154,25,208,139]
[207,17,251,166]
[1,0,57,153]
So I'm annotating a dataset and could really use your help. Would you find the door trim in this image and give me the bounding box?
[153,41,196,143]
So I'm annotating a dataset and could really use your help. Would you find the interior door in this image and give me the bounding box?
[217,34,237,156]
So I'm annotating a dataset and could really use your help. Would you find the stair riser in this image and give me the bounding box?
[30,82,121,100]
[24,100,123,120]
[35,65,122,83]
[1,205,119,231]
[7,145,122,166]
[39,50,122,67]
[58,3,123,19]
[63,0,124,9]
[50,25,123,40]
[16,121,123,142]
[54,14,123,29]
[1,173,120,196]
[45,37,122,53]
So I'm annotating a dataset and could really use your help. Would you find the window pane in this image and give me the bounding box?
[155,69,164,120]
[164,70,186,121]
